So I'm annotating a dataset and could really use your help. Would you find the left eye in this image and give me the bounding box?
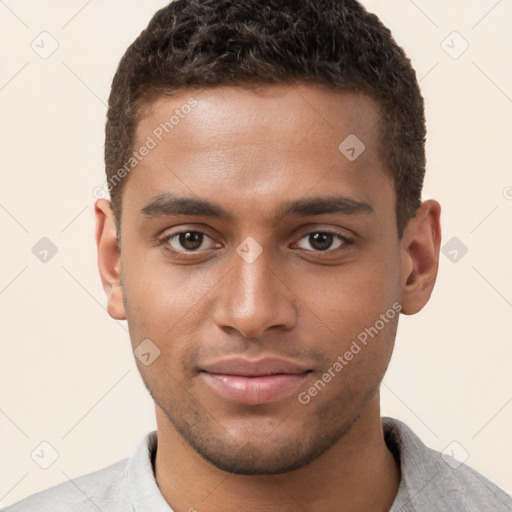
[164,231,218,252]
[295,232,350,252]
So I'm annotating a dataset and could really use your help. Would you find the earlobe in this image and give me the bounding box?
[94,199,126,321]
[400,200,442,315]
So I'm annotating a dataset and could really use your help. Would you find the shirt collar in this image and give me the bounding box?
[128,430,174,511]
[127,418,437,512]
[383,416,440,512]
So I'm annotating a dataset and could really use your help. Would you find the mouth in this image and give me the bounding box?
[199,357,313,405]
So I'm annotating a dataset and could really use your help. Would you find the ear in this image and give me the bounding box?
[95,199,126,320]
[400,200,442,315]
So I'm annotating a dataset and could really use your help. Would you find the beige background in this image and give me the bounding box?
[1,0,511,507]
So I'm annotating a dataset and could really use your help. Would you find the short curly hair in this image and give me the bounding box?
[105,0,426,237]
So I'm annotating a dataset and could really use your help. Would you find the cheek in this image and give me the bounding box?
[293,251,401,341]
[121,249,218,351]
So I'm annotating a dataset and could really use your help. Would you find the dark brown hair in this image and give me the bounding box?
[105,0,426,237]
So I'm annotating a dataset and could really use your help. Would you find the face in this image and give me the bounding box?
[97,84,436,475]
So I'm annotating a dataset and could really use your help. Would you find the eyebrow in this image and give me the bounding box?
[140,193,374,220]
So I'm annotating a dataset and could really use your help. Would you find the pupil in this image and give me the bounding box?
[180,232,203,250]
[310,233,332,251]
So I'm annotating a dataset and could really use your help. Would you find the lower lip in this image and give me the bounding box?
[200,372,309,405]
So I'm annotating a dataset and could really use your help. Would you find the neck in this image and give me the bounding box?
[154,396,400,512]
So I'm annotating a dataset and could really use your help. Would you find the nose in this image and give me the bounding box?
[212,242,298,339]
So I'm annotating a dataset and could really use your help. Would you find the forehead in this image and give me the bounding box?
[122,84,393,224]
[138,84,382,155]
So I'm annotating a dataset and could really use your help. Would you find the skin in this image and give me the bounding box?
[95,84,441,512]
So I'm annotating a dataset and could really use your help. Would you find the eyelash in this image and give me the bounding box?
[158,229,354,257]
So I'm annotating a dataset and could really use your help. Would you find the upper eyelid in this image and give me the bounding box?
[160,227,352,241]
[159,226,216,243]
[160,222,355,238]
[295,229,352,240]
[162,230,217,247]
[292,232,353,251]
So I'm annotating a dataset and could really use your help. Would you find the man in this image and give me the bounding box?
[4,0,511,510]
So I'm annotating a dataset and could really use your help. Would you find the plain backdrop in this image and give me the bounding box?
[1,0,511,507]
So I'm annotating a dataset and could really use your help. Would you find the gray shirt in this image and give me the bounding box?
[3,417,511,511]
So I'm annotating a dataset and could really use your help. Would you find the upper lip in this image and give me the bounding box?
[200,357,312,377]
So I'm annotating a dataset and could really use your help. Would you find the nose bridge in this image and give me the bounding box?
[213,237,296,337]
[234,240,273,306]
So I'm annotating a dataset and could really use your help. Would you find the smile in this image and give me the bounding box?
[199,357,313,405]
[200,372,311,405]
